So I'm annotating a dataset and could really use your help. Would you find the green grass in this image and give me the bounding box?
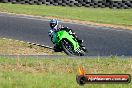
[0,3,132,26]
[0,38,64,55]
[0,56,132,88]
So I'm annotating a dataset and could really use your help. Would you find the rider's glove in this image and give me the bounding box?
[48,30,53,37]
[48,32,52,37]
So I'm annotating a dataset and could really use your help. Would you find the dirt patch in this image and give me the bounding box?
[0,38,64,55]
[1,12,132,30]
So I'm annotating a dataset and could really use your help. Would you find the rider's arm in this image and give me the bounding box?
[48,29,53,37]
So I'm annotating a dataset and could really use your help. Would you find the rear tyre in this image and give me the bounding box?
[79,47,86,56]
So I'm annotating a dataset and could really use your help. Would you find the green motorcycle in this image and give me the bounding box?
[52,29,87,56]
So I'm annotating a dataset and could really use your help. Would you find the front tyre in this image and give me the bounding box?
[61,39,86,56]
[61,39,75,56]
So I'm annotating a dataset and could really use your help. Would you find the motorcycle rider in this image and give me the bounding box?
[48,19,86,52]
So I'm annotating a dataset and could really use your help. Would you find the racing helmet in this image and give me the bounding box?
[50,19,58,29]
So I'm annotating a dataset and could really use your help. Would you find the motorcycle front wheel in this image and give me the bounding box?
[61,39,86,56]
[61,39,75,56]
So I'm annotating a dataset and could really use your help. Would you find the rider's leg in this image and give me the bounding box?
[69,30,83,44]
[63,28,87,51]
[53,44,63,52]
[68,30,87,52]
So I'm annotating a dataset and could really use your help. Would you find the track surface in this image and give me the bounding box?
[0,13,132,56]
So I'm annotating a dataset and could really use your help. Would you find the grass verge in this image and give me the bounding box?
[0,56,132,88]
[0,3,132,27]
[0,38,64,55]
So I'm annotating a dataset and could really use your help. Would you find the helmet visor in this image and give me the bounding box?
[50,23,56,28]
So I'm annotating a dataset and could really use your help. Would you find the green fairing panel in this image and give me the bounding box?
[52,32,58,43]
[53,30,80,50]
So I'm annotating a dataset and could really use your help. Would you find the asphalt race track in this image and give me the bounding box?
[0,13,132,56]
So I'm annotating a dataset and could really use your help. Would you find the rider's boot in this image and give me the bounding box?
[68,30,87,52]
[76,38,87,52]
[53,44,62,52]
